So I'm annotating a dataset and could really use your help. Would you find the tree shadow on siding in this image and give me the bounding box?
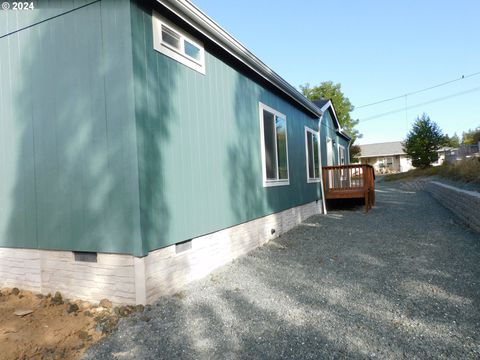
[226,75,266,223]
[227,73,321,249]
[132,0,175,256]
[2,0,174,261]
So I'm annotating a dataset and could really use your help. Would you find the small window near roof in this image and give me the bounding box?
[152,11,205,74]
[161,25,181,49]
[184,40,201,62]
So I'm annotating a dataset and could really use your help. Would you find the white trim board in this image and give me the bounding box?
[317,119,328,214]
[304,126,322,183]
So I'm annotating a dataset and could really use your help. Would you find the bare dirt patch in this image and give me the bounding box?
[0,287,134,360]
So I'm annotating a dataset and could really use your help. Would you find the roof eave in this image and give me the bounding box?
[320,100,352,141]
[338,131,352,142]
[156,0,323,118]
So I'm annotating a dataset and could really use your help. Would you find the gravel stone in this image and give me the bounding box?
[99,299,113,309]
[11,288,20,296]
[67,303,80,314]
[84,182,480,359]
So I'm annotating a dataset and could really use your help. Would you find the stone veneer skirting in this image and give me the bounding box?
[0,201,322,305]
[426,181,480,234]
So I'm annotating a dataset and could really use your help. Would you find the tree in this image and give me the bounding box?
[441,133,460,148]
[349,144,361,163]
[403,114,444,168]
[300,81,362,162]
[462,127,480,145]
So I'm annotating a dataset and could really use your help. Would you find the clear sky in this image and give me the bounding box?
[192,0,480,145]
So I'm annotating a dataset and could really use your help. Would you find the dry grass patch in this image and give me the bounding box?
[384,158,480,185]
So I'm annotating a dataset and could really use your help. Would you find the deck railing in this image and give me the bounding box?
[322,164,375,212]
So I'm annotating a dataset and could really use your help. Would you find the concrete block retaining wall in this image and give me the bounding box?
[0,201,322,304]
[426,181,480,233]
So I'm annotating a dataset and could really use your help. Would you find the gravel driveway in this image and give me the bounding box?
[85,182,480,359]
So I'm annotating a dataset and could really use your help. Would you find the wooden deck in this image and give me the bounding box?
[322,164,375,212]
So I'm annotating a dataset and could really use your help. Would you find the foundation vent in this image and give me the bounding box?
[175,239,193,254]
[73,251,98,263]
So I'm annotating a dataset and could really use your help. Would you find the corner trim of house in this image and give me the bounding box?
[134,256,147,305]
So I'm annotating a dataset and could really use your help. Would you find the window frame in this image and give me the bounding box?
[379,156,394,169]
[152,11,206,74]
[304,126,322,183]
[259,102,290,187]
[338,144,346,165]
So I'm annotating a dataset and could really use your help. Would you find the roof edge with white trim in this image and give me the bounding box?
[156,0,323,118]
[319,100,352,141]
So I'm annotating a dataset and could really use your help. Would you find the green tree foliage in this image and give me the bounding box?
[404,114,444,168]
[300,81,360,141]
[349,144,361,163]
[300,81,362,162]
[462,127,480,145]
[441,133,460,148]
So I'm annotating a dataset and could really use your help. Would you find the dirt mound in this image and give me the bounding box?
[0,288,127,360]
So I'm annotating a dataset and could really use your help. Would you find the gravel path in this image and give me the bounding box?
[84,182,480,359]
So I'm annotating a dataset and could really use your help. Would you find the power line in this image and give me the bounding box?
[356,71,480,109]
[359,86,480,123]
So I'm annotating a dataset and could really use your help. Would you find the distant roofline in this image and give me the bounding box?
[358,141,405,157]
[358,141,404,146]
[157,0,323,118]
[358,152,405,158]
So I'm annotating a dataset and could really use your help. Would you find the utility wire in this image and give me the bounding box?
[356,71,480,109]
[0,1,101,39]
[359,86,480,123]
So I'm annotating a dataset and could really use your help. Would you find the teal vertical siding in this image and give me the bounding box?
[1,0,327,257]
[0,1,99,38]
[0,0,142,254]
[131,2,323,254]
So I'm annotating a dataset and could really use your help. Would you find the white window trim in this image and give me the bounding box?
[379,157,394,166]
[338,144,346,165]
[305,126,322,183]
[152,11,206,74]
[326,136,334,166]
[259,102,290,187]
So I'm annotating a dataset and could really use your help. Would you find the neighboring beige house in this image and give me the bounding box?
[358,141,413,174]
[358,141,474,174]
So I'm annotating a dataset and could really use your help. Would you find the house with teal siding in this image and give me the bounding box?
[0,0,349,304]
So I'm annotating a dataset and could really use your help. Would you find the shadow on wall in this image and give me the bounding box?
[132,0,177,256]
[227,74,265,223]
[227,73,321,232]
[2,1,158,256]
